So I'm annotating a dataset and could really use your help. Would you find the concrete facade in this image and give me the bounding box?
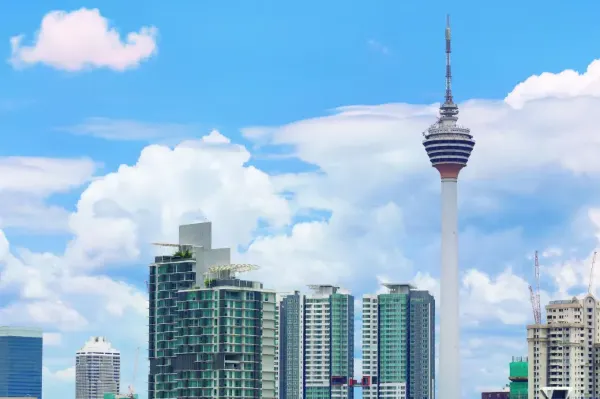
[528,294,599,399]
[75,337,120,399]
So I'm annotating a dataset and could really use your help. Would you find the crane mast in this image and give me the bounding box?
[529,251,542,324]
[588,251,598,294]
[128,347,139,399]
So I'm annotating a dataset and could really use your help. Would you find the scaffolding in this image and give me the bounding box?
[509,356,528,399]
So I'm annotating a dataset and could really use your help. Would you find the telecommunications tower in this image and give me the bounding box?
[422,15,475,399]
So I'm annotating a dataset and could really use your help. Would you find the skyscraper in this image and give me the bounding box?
[75,336,121,399]
[279,291,304,399]
[278,286,355,399]
[362,284,435,399]
[148,222,230,399]
[0,326,43,399]
[148,221,276,398]
[422,15,475,399]
[177,265,277,398]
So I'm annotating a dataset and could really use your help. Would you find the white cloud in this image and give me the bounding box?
[505,60,600,108]
[0,300,88,331]
[43,332,62,346]
[0,156,95,195]
[59,117,198,142]
[10,8,157,71]
[0,157,95,233]
[62,131,290,271]
[462,268,532,325]
[44,365,75,382]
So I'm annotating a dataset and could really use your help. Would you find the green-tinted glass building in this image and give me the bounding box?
[148,222,276,399]
[362,284,435,399]
[278,286,354,399]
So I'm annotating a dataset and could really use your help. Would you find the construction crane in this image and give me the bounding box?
[529,251,542,324]
[128,347,140,399]
[529,286,539,324]
[588,251,598,294]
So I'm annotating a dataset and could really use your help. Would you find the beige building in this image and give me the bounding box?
[527,294,600,399]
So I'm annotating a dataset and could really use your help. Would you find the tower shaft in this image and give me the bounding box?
[440,177,460,399]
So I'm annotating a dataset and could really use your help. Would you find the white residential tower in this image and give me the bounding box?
[527,295,600,399]
[75,336,121,399]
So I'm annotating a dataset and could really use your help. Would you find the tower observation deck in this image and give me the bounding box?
[423,15,475,180]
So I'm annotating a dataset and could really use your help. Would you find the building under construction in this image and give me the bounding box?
[509,356,528,399]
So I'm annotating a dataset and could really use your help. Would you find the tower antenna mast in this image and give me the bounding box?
[445,14,453,105]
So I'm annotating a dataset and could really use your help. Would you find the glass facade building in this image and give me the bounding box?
[0,327,43,399]
[149,222,276,399]
[362,285,435,399]
[278,286,354,399]
[149,222,230,399]
[176,280,276,398]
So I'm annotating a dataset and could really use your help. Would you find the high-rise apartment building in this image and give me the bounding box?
[362,284,435,399]
[148,221,276,399]
[76,336,120,399]
[0,326,43,399]
[527,294,600,399]
[278,286,355,399]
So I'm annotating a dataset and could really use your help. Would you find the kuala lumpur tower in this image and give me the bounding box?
[422,15,475,399]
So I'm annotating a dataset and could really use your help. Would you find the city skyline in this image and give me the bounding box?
[1,1,600,399]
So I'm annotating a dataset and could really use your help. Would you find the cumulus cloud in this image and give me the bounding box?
[10,8,157,71]
[62,131,290,270]
[505,60,600,108]
[0,157,96,232]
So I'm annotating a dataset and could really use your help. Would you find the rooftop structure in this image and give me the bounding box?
[77,336,119,354]
[421,15,474,399]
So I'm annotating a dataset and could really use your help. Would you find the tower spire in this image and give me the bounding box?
[440,14,459,121]
[445,14,452,104]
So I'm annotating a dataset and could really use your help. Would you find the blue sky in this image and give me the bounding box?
[2,1,600,399]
